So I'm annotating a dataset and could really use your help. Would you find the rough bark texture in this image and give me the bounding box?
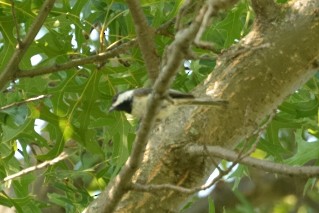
[115,0,319,212]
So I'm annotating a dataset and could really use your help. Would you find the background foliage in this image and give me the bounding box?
[0,0,318,212]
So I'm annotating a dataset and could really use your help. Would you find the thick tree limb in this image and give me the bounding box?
[0,0,56,90]
[109,0,319,212]
[251,0,281,20]
[87,2,202,212]
[84,1,240,213]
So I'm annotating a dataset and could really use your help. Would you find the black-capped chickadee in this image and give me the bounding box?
[109,88,227,120]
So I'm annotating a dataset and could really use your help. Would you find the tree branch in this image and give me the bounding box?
[0,94,50,110]
[126,0,160,82]
[0,0,56,91]
[3,152,68,183]
[15,39,137,78]
[10,0,22,45]
[84,1,240,213]
[15,17,173,80]
[189,145,319,178]
[98,4,207,213]
[13,15,199,81]
[101,0,319,211]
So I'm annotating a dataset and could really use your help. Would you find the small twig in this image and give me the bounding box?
[0,94,50,110]
[203,144,223,173]
[200,142,251,195]
[241,109,277,154]
[195,1,213,44]
[132,182,194,194]
[155,18,175,37]
[175,0,203,31]
[3,152,69,182]
[16,39,137,78]
[194,0,241,52]
[10,0,22,45]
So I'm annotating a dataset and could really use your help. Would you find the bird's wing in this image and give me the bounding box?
[168,89,194,99]
[133,88,194,99]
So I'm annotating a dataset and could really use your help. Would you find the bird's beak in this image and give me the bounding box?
[108,106,115,112]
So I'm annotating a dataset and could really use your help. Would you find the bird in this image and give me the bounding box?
[109,88,228,120]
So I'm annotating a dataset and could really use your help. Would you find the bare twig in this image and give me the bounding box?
[132,182,195,194]
[3,152,69,182]
[126,0,160,82]
[0,0,56,91]
[155,18,175,37]
[194,0,240,50]
[10,0,22,45]
[16,39,137,78]
[0,94,50,110]
[239,110,276,155]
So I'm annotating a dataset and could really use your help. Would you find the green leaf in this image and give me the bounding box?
[204,2,250,48]
[233,189,255,213]
[285,130,319,165]
[208,196,215,213]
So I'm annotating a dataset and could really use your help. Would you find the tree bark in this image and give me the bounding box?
[107,0,319,212]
